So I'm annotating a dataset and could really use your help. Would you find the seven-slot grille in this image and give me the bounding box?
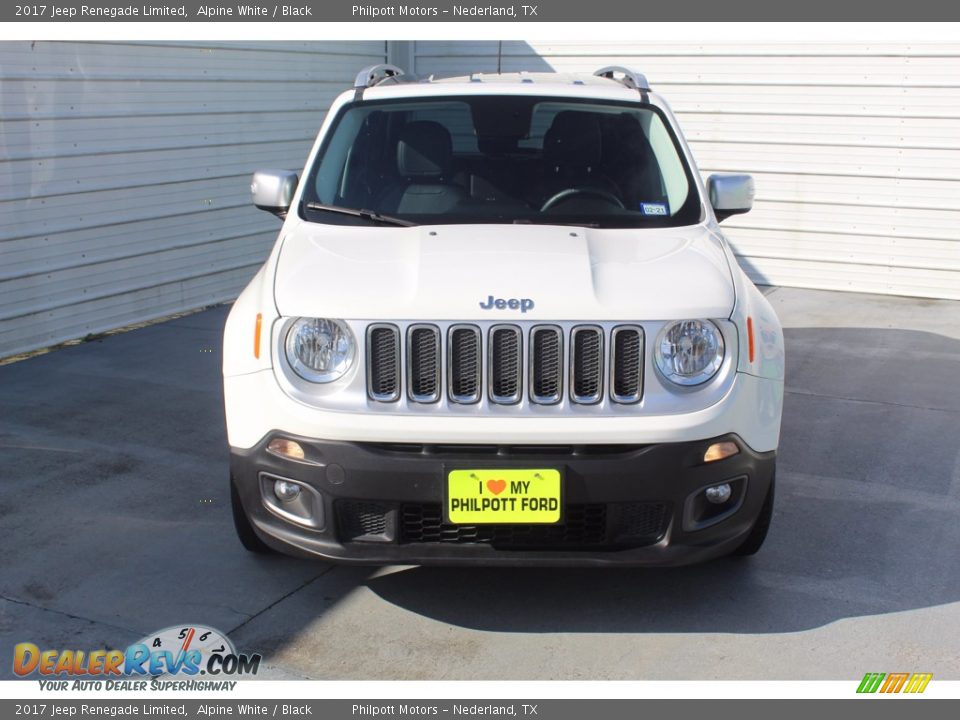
[366,323,644,406]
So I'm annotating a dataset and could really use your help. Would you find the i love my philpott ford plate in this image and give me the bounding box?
[446,468,561,524]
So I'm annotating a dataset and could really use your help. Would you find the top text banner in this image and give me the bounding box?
[4,0,960,22]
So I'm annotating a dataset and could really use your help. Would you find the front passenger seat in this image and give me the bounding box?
[381,121,467,214]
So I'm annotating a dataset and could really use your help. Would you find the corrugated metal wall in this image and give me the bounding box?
[413,41,960,300]
[3,40,957,359]
[0,40,387,358]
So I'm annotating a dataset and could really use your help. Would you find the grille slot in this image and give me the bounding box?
[570,325,604,404]
[488,325,522,404]
[407,324,441,403]
[448,325,482,404]
[529,325,563,404]
[366,324,401,402]
[616,501,667,541]
[337,501,390,541]
[611,325,644,404]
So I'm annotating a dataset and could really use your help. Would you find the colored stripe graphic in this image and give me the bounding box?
[857,672,931,694]
[857,673,885,693]
[904,673,933,694]
[881,673,909,693]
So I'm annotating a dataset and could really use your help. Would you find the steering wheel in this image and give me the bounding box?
[540,188,625,212]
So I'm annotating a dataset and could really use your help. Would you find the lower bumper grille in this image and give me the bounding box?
[335,498,668,550]
[400,503,607,548]
[397,502,668,550]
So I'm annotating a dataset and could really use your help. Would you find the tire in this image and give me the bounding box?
[231,477,274,554]
[732,468,775,557]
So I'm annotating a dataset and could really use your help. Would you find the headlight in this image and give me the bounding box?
[654,319,725,386]
[285,318,356,383]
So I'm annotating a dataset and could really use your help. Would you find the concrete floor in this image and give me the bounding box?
[1,286,958,680]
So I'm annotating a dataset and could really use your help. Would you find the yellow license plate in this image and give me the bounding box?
[447,468,561,524]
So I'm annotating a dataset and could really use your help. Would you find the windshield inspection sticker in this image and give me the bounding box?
[640,202,668,216]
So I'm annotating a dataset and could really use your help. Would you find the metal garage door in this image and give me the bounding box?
[411,41,960,301]
[0,40,388,358]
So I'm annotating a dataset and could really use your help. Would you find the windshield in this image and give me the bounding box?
[300,95,702,228]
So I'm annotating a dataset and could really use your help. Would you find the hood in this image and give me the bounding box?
[273,221,735,321]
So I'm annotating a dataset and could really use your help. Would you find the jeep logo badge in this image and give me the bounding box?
[479,295,535,313]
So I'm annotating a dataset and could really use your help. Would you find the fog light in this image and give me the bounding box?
[259,472,324,530]
[704,441,739,463]
[705,483,732,504]
[274,480,301,502]
[267,438,305,461]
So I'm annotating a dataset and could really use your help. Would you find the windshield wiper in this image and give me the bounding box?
[305,203,418,227]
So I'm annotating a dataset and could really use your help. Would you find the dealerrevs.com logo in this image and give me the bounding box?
[13,625,261,691]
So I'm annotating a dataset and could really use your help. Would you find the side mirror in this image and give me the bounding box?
[251,169,298,218]
[707,174,754,223]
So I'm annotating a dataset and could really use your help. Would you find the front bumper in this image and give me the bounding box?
[231,433,775,567]
[223,369,783,453]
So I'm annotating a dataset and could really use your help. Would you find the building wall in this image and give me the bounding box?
[0,40,387,357]
[3,40,958,359]
[413,41,960,301]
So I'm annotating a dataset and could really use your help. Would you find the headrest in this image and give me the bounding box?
[543,111,603,167]
[397,121,453,179]
[600,113,649,165]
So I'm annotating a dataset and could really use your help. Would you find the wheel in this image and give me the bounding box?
[540,187,625,212]
[732,469,775,556]
[231,477,274,554]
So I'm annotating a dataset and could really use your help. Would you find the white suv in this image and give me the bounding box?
[223,65,785,566]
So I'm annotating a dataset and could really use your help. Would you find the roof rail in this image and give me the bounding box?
[354,64,406,90]
[594,66,650,92]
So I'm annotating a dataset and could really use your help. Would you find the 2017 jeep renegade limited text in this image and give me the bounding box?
[223,65,785,566]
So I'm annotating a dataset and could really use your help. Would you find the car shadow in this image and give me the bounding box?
[2,311,957,672]
[361,327,960,634]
